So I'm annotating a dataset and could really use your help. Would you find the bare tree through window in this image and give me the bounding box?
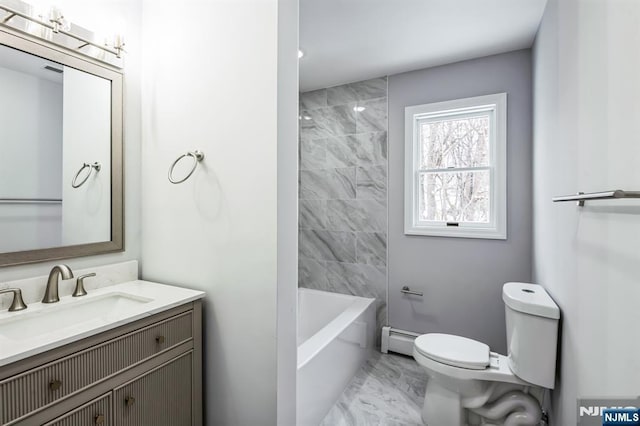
[418,115,491,223]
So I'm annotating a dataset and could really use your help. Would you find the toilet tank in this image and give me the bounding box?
[503,282,560,389]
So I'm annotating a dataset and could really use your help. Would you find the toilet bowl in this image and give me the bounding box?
[413,283,560,426]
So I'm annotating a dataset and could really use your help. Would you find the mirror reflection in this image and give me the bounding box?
[0,44,111,253]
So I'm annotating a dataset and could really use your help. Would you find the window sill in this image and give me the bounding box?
[404,225,507,240]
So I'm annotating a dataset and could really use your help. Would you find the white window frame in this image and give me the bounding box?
[404,93,507,240]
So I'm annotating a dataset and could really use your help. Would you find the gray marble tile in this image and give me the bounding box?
[325,262,386,302]
[327,83,359,106]
[351,77,387,101]
[357,165,387,200]
[356,131,388,166]
[300,138,326,170]
[299,230,356,263]
[325,104,357,137]
[299,200,326,229]
[299,170,327,200]
[320,352,427,426]
[357,232,387,266]
[326,199,386,232]
[298,257,328,289]
[300,89,327,110]
[326,167,356,199]
[300,109,329,140]
[356,97,387,134]
[326,135,358,168]
[300,168,357,200]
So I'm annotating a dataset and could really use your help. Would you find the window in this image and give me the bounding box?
[404,93,507,239]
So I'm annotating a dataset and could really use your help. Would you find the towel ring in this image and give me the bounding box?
[168,151,205,184]
[72,162,101,188]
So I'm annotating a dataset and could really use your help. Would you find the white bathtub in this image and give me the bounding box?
[297,288,376,426]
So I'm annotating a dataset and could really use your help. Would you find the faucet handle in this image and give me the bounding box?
[73,273,96,297]
[0,288,27,312]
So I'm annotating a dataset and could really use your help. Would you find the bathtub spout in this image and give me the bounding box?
[469,391,541,426]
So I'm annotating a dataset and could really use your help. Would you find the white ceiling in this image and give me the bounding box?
[299,0,547,91]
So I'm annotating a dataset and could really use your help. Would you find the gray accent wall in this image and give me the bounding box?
[387,50,533,354]
[298,77,388,333]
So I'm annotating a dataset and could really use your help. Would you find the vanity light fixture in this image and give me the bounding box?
[47,6,68,33]
[0,0,126,66]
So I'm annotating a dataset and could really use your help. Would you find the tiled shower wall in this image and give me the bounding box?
[298,77,388,333]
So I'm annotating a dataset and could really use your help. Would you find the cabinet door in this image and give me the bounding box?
[114,352,192,426]
[44,393,112,426]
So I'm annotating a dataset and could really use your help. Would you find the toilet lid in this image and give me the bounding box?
[414,333,490,370]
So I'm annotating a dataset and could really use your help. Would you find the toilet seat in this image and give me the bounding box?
[415,334,490,370]
[413,335,528,386]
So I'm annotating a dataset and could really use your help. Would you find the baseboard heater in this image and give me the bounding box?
[380,326,420,357]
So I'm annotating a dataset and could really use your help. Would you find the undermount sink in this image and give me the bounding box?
[0,292,152,341]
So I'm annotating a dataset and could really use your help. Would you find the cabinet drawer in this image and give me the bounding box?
[114,352,192,426]
[43,393,112,426]
[0,311,192,425]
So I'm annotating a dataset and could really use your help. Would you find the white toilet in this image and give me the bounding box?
[413,282,560,426]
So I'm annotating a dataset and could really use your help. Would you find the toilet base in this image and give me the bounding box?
[421,378,543,426]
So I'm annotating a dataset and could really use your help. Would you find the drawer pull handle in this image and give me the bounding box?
[95,414,105,424]
[125,396,136,407]
[49,379,62,391]
[156,335,165,344]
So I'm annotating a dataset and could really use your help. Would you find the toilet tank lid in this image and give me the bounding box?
[502,282,560,319]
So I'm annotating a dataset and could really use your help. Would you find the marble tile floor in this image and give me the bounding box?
[321,351,427,426]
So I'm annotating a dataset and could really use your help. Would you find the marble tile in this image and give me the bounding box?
[299,200,326,229]
[326,167,357,199]
[326,135,358,168]
[327,83,359,106]
[351,77,388,101]
[299,170,327,199]
[299,230,356,263]
[357,165,387,200]
[300,109,329,140]
[326,77,388,106]
[326,199,386,232]
[325,262,386,302]
[300,89,327,110]
[300,138,326,170]
[357,232,387,267]
[356,97,388,134]
[298,257,328,289]
[325,104,357,137]
[321,352,427,426]
[300,168,356,200]
[356,131,388,166]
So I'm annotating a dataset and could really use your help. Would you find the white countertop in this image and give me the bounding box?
[0,280,204,367]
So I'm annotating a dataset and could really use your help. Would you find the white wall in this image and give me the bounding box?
[533,0,640,424]
[140,0,297,424]
[61,66,111,246]
[0,64,63,252]
[0,0,142,282]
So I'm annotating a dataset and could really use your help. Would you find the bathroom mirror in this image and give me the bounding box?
[0,28,123,266]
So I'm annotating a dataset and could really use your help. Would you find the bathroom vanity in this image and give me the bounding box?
[0,281,204,426]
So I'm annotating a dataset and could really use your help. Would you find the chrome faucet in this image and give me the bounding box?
[42,265,74,303]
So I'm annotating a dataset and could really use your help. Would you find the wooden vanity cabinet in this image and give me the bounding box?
[0,301,202,426]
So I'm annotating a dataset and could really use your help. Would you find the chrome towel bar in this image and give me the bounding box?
[168,151,205,184]
[552,190,640,206]
[401,286,423,297]
[0,198,61,204]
